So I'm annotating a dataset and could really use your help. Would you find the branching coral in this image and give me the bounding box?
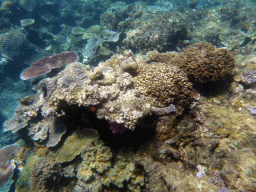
[134,62,197,108]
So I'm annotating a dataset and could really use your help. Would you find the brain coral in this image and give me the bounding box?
[134,62,197,108]
[174,41,236,83]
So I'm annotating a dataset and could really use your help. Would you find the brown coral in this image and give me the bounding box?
[56,128,100,163]
[174,41,235,83]
[30,158,62,192]
[134,62,197,108]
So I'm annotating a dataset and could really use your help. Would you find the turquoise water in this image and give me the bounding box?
[0,0,256,191]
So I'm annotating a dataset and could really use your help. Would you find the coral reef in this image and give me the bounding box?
[174,41,236,83]
[20,51,79,80]
[2,1,256,192]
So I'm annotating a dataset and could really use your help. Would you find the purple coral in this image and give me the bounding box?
[0,144,18,187]
[109,122,127,134]
[247,107,256,114]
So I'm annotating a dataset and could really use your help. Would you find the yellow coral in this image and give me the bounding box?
[101,148,145,191]
[77,140,112,182]
[56,128,99,163]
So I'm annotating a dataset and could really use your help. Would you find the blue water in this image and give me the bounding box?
[0,0,256,191]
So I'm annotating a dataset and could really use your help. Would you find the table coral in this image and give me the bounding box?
[20,51,79,80]
[0,144,18,188]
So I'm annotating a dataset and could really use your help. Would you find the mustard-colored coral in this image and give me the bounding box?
[56,128,99,163]
[77,140,112,182]
[101,149,145,191]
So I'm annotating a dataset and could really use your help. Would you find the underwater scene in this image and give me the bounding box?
[0,0,256,191]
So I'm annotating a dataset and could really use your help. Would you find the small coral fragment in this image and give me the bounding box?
[20,51,79,80]
[89,67,103,80]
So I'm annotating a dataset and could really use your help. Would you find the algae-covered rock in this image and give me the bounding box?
[16,156,64,192]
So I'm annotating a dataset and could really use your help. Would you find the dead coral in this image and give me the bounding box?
[174,41,235,83]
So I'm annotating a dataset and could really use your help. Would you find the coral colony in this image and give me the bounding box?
[2,41,237,190]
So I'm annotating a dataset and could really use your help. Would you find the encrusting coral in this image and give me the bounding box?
[16,156,65,192]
